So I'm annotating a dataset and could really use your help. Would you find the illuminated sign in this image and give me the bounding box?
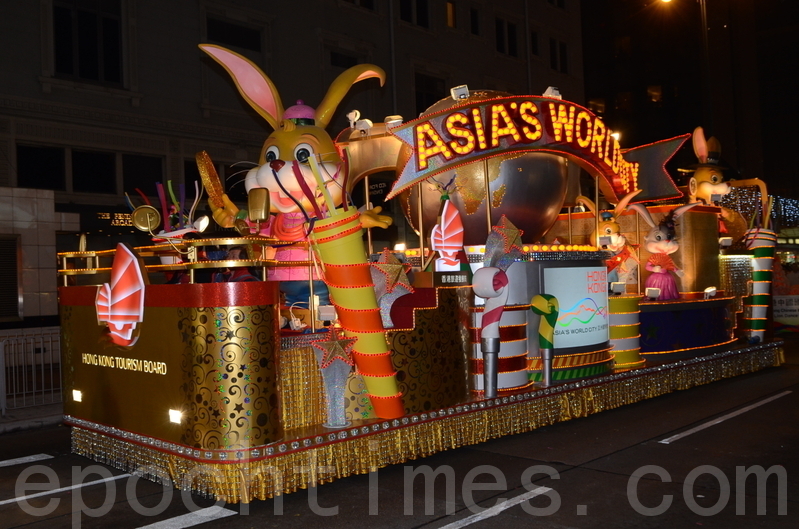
[97,211,134,227]
[387,95,688,203]
[544,266,609,348]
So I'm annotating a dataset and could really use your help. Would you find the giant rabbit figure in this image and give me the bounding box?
[199,44,391,306]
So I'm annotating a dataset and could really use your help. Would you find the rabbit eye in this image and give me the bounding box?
[295,143,314,164]
[710,174,719,183]
[265,146,279,163]
[604,228,612,234]
[655,234,662,241]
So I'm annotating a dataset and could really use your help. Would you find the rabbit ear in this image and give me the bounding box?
[672,202,699,219]
[628,204,656,228]
[200,44,284,130]
[692,126,708,164]
[575,195,596,215]
[614,188,643,216]
[315,64,385,128]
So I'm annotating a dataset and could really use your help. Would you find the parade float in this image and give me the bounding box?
[57,46,783,502]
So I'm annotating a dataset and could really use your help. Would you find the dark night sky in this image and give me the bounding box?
[581,0,799,197]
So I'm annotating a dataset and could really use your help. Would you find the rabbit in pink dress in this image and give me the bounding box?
[629,203,697,300]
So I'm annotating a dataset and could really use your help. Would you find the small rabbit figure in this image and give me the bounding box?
[576,189,642,285]
[685,127,730,205]
[681,126,748,241]
[629,203,698,301]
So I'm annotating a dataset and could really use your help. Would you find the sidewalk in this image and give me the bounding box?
[0,401,63,435]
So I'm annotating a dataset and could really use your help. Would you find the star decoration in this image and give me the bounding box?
[371,248,413,294]
[491,216,524,253]
[311,328,357,368]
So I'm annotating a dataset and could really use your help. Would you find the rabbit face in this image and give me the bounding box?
[245,124,344,214]
[599,219,627,251]
[644,224,678,255]
[690,166,730,204]
[199,44,386,218]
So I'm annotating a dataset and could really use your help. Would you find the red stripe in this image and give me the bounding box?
[59,282,281,307]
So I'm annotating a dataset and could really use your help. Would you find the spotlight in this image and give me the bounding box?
[645,287,661,301]
[543,86,562,99]
[611,282,626,295]
[72,389,82,402]
[719,237,732,247]
[704,286,717,299]
[169,409,183,424]
[450,85,470,100]
[384,115,404,125]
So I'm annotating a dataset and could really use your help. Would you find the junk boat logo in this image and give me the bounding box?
[95,243,147,347]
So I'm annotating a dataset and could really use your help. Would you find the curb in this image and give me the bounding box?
[0,414,64,435]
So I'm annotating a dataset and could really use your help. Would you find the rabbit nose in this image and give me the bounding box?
[269,159,285,172]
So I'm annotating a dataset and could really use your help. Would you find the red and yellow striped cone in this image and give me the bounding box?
[310,212,404,418]
[743,228,777,343]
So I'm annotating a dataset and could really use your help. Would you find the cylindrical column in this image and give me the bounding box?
[743,228,777,343]
[608,295,645,370]
[310,212,404,418]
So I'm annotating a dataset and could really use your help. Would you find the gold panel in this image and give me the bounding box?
[61,303,282,449]
[387,288,471,414]
[180,305,282,449]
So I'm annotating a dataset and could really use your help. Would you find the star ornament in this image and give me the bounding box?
[372,248,413,294]
[311,328,357,368]
[492,216,524,253]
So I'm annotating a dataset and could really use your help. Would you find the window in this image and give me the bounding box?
[330,50,359,69]
[647,85,663,103]
[400,0,429,28]
[16,145,66,191]
[495,18,518,57]
[123,154,164,195]
[550,38,568,73]
[342,0,375,9]
[415,72,445,116]
[206,17,262,52]
[614,36,631,58]
[53,0,122,84]
[72,151,116,194]
[588,98,606,114]
[470,8,480,35]
[615,92,632,112]
[16,144,166,196]
[446,2,456,28]
[0,235,22,322]
[530,30,539,56]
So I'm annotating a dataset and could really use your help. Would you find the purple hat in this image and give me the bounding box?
[283,100,315,125]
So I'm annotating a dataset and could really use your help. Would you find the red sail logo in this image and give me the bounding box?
[95,244,146,347]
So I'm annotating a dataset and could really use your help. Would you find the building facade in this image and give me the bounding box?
[0,0,583,333]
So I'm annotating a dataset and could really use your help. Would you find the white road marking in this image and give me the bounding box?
[659,390,792,444]
[0,473,130,506]
[437,486,553,529]
[136,506,237,528]
[0,454,53,468]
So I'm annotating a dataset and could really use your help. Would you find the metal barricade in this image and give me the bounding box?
[1,330,61,416]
